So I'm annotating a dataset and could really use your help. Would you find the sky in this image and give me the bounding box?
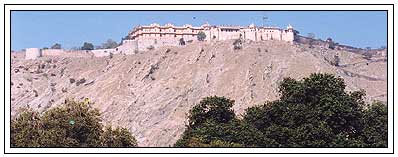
[11,11,387,51]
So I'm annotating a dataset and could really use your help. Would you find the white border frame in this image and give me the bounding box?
[1,4,395,154]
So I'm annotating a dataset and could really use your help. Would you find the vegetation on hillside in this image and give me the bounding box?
[51,43,62,49]
[11,99,137,147]
[197,31,206,41]
[175,73,387,147]
[81,42,95,50]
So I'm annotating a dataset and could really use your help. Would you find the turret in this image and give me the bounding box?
[285,24,295,43]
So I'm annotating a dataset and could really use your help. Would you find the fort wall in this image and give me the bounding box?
[126,23,295,51]
[25,48,42,60]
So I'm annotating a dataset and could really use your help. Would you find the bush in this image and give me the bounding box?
[332,55,340,66]
[11,99,138,147]
[175,96,267,147]
[233,39,242,50]
[176,73,387,147]
[51,43,62,49]
[102,126,138,147]
[361,102,387,147]
[101,39,118,49]
[81,42,94,50]
[327,38,337,50]
[179,38,185,46]
[197,31,206,41]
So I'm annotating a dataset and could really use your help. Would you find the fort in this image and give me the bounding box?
[121,22,295,52]
[21,22,387,60]
[23,22,296,59]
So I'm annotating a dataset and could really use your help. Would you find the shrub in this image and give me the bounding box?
[332,54,340,66]
[51,43,62,49]
[233,39,242,50]
[326,38,337,50]
[101,39,118,49]
[102,126,138,147]
[197,31,206,41]
[361,102,387,147]
[11,109,42,147]
[176,73,387,147]
[81,42,94,50]
[179,38,185,46]
[11,99,138,147]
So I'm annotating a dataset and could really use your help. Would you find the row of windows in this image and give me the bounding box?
[139,34,195,37]
[141,29,199,33]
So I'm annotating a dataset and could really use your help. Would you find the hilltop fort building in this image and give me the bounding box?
[24,22,296,59]
[120,23,295,52]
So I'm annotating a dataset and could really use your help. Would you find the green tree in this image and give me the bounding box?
[361,102,387,147]
[11,109,42,147]
[179,38,185,46]
[197,31,206,41]
[39,99,103,147]
[81,42,94,50]
[102,126,138,147]
[51,43,62,49]
[175,96,267,147]
[101,39,118,49]
[243,73,371,147]
[11,99,138,147]
[187,96,235,128]
[176,73,387,148]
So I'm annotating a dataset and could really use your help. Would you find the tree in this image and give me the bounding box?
[361,102,387,147]
[102,39,118,49]
[11,109,42,147]
[243,73,374,147]
[11,99,138,147]
[179,38,185,46]
[51,43,62,49]
[176,73,387,147]
[233,39,242,50]
[332,54,340,66]
[187,96,236,127]
[102,126,138,147]
[326,38,337,50]
[175,96,268,147]
[197,31,206,41]
[81,42,94,50]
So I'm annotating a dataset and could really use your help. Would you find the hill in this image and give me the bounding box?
[10,40,387,146]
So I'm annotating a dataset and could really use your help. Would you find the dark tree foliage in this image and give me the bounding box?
[187,96,235,127]
[101,39,119,49]
[51,43,62,49]
[81,42,94,50]
[361,102,388,147]
[233,39,242,50]
[197,31,206,41]
[102,126,138,147]
[11,99,137,147]
[179,38,186,46]
[176,73,387,147]
[10,109,42,147]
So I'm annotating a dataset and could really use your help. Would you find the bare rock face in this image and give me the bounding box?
[10,40,387,147]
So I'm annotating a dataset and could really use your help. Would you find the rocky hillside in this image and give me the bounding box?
[10,40,387,147]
